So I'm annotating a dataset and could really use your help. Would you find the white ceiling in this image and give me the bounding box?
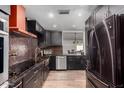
[24,5,97,31]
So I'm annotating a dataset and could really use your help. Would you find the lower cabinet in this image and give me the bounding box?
[49,56,86,70]
[67,56,84,70]
[23,75,36,88]
[86,78,95,88]
[23,67,41,88]
[9,59,50,88]
[33,68,43,88]
[43,59,50,81]
[23,60,49,88]
[49,56,56,70]
[10,80,23,88]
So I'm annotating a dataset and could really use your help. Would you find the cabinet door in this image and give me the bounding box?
[67,56,83,70]
[0,5,10,15]
[40,66,44,86]
[43,63,49,81]
[51,32,62,46]
[49,56,56,70]
[45,31,51,46]
[33,68,42,88]
[24,77,36,88]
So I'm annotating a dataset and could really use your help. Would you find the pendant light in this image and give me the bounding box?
[73,32,79,44]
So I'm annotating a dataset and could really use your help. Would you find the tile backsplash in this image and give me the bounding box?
[9,33,38,66]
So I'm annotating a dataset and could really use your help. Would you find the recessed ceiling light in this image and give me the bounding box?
[72,25,76,28]
[53,24,57,28]
[78,13,82,17]
[48,12,54,18]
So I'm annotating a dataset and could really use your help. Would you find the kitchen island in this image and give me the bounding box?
[49,55,87,70]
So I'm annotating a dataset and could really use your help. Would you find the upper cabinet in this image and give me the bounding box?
[9,5,37,38]
[38,30,62,48]
[51,31,62,46]
[26,20,44,35]
[45,30,51,46]
[45,31,62,47]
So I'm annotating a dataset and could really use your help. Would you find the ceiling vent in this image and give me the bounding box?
[58,10,70,15]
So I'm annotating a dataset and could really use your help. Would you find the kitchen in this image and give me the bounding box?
[1,5,124,88]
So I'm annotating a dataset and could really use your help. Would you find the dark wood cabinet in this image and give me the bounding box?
[51,31,62,46]
[49,56,86,70]
[9,80,23,88]
[45,31,51,46]
[9,58,49,88]
[22,61,48,88]
[23,75,36,88]
[67,56,84,70]
[23,67,39,88]
[26,20,44,35]
[49,56,56,70]
[43,59,49,81]
[39,30,62,48]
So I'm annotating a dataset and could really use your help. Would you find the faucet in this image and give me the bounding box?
[34,47,41,63]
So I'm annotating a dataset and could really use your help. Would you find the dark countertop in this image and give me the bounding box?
[50,54,85,56]
[50,55,87,58]
[9,57,49,87]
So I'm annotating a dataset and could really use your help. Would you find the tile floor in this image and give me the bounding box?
[42,70,86,88]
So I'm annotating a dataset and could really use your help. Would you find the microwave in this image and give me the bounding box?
[0,18,8,32]
[0,9,9,86]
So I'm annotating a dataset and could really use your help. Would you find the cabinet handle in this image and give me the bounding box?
[15,82,22,88]
[34,70,38,74]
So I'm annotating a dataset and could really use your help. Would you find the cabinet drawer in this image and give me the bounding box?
[24,76,36,88]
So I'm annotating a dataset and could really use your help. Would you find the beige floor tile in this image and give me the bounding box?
[42,70,86,88]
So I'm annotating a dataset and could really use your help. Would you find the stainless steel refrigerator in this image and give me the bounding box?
[86,14,124,88]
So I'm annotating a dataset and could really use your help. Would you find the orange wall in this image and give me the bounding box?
[9,5,26,31]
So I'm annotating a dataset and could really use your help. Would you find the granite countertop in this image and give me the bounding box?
[9,57,49,87]
[50,54,85,57]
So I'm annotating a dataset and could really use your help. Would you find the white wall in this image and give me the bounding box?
[62,31,85,55]
[62,39,83,54]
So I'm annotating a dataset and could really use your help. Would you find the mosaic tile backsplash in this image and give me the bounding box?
[9,33,38,66]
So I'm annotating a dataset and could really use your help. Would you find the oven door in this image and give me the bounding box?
[0,11,9,86]
[0,34,9,86]
[0,37,4,73]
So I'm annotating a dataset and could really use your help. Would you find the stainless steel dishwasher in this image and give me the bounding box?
[56,56,67,70]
